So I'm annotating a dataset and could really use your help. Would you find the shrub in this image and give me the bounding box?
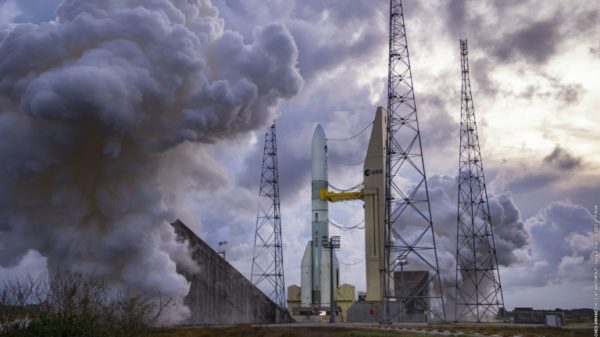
[0,271,170,337]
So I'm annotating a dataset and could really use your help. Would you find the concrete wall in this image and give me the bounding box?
[172,220,293,325]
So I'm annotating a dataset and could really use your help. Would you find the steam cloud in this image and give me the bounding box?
[0,0,302,322]
[397,175,530,319]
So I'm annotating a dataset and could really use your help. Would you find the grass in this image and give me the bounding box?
[144,323,595,337]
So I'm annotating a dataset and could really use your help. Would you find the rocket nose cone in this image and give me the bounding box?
[312,124,326,147]
[312,124,327,181]
[315,124,324,136]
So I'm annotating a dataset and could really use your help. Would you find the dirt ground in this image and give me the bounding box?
[145,322,592,337]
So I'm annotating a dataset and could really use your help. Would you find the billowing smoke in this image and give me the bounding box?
[524,201,594,284]
[396,175,530,319]
[0,0,302,322]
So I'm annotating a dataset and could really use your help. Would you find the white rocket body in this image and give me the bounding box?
[300,125,338,308]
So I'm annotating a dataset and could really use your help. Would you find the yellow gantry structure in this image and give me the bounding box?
[319,188,363,203]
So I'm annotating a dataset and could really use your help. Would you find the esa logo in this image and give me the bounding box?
[364,169,383,177]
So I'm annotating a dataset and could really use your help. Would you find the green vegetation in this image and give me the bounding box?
[563,309,594,323]
[0,271,169,337]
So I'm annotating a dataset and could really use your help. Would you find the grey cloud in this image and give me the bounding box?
[497,148,583,195]
[524,201,594,284]
[558,84,583,103]
[12,0,62,23]
[543,145,582,171]
[288,1,387,81]
[591,43,600,57]
[215,0,388,82]
[444,0,485,38]
[290,24,385,81]
[492,156,600,221]
[516,70,586,105]
[430,0,600,107]
[573,9,599,32]
[446,0,467,33]
[505,171,560,194]
[419,93,459,149]
[448,2,597,66]
[516,80,584,105]
[324,0,382,26]
[236,129,310,208]
[552,82,584,106]
[492,18,561,64]
[428,175,529,267]
[469,52,499,97]
[488,193,529,266]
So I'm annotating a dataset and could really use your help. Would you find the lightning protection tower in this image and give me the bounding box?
[383,0,446,322]
[455,40,504,322]
[251,123,286,308]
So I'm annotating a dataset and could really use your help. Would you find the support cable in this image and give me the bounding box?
[328,182,363,192]
[337,258,364,266]
[297,0,352,21]
[329,219,365,231]
[327,121,373,142]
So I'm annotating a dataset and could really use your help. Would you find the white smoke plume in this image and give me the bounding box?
[392,175,530,319]
[0,0,302,323]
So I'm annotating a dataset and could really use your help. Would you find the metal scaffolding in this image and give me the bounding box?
[251,124,286,308]
[382,0,446,323]
[455,40,504,322]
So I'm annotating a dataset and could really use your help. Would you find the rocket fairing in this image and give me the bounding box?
[300,124,338,308]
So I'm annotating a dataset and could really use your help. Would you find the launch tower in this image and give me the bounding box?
[382,0,446,322]
[455,40,504,322]
[251,124,286,308]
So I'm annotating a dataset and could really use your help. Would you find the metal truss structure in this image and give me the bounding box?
[251,124,286,308]
[455,40,504,322]
[382,0,446,323]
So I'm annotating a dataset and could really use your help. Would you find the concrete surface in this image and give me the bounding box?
[172,220,293,325]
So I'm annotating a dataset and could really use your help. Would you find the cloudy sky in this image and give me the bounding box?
[0,0,597,315]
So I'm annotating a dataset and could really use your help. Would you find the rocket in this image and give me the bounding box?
[300,124,338,308]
